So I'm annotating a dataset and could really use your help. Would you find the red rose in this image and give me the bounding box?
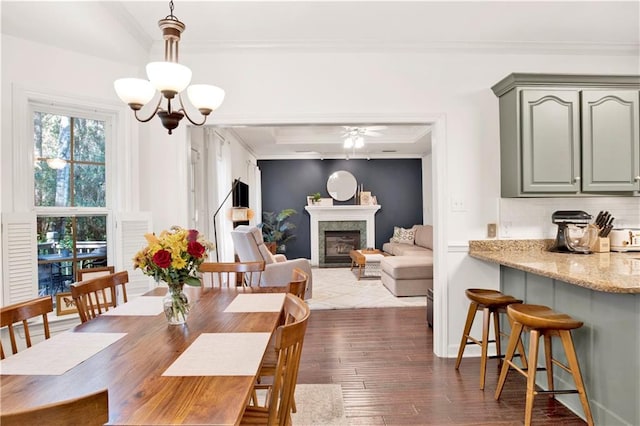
[152,249,172,268]
[187,229,199,242]
[187,241,206,258]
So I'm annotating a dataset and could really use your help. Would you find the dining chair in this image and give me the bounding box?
[0,388,109,426]
[199,261,265,288]
[70,274,118,323]
[255,269,308,414]
[77,266,129,304]
[0,296,53,359]
[76,266,115,281]
[287,268,308,300]
[242,293,310,426]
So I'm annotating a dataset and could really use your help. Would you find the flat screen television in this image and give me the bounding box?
[232,179,249,208]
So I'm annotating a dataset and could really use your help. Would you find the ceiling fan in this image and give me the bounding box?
[341,126,387,149]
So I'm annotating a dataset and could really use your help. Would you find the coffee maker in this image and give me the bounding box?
[550,210,592,252]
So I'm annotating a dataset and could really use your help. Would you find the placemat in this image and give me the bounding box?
[162,332,271,376]
[0,332,127,375]
[223,293,286,313]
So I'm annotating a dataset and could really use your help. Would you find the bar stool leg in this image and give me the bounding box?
[543,334,554,395]
[559,330,595,426]
[492,309,502,361]
[507,315,529,370]
[479,307,491,389]
[455,301,479,369]
[525,329,541,426]
[495,321,524,399]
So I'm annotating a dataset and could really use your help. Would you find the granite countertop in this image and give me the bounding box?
[468,239,640,294]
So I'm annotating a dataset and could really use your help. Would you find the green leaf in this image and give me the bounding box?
[184,276,202,287]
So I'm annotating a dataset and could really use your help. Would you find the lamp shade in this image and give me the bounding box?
[187,84,226,111]
[146,61,192,93]
[114,78,156,106]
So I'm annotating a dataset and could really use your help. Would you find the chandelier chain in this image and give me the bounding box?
[167,0,176,20]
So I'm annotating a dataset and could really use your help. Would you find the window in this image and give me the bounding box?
[33,111,109,300]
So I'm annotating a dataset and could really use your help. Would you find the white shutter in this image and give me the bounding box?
[2,212,37,306]
[116,212,153,297]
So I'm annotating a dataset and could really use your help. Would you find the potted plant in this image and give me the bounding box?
[260,209,297,254]
[311,192,322,204]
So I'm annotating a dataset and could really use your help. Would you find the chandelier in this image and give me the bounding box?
[114,1,225,135]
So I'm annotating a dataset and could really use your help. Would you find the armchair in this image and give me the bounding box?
[231,225,312,298]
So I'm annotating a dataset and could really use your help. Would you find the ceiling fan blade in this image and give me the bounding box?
[365,125,388,131]
[364,131,382,137]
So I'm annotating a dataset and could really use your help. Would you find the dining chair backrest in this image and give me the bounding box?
[0,296,53,359]
[70,274,118,323]
[77,267,129,304]
[76,266,114,282]
[199,261,265,288]
[266,294,310,425]
[0,388,109,426]
[287,267,308,300]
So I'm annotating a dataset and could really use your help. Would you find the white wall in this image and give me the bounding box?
[2,32,638,356]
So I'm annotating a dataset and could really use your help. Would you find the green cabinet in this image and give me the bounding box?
[581,90,640,192]
[492,74,640,197]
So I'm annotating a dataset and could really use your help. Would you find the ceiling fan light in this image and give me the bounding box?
[114,78,156,106]
[355,136,364,148]
[146,61,192,94]
[344,137,354,148]
[187,84,226,113]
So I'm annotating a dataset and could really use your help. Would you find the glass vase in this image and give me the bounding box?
[163,283,190,325]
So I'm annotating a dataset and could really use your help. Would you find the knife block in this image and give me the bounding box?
[591,237,610,253]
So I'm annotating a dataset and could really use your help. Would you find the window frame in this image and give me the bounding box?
[31,105,114,306]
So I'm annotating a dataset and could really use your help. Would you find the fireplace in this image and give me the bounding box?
[305,205,381,267]
[324,231,360,264]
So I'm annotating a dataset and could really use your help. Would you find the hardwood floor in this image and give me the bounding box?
[297,307,586,425]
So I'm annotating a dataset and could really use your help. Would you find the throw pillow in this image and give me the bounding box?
[391,226,415,245]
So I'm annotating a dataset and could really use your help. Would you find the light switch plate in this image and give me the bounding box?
[487,223,497,238]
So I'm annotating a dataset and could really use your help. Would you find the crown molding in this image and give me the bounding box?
[156,40,640,56]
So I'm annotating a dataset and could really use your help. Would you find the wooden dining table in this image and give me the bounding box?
[0,286,286,425]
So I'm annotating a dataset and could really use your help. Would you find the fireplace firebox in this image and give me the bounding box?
[324,230,360,264]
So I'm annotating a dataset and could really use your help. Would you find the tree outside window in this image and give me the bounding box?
[33,112,108,301]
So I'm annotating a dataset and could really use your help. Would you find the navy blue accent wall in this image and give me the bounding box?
[257,159,423,259]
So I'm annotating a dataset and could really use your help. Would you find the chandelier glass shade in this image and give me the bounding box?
[114,1,225,134]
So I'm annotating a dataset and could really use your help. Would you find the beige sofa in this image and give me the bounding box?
[380,225,433,297]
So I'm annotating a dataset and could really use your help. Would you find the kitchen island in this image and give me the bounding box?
[469,240,639,426]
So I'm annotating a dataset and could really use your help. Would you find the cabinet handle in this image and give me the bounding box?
[574,176,581,182]
[635,176,640,181]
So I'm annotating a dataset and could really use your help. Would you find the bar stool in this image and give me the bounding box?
[495,304,594,426]
[455,288,527,390]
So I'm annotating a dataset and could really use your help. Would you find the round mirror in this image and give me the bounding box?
[326,170,357,201]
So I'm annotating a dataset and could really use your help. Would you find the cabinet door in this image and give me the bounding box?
[581,90,640,192]
[521,90,581,193]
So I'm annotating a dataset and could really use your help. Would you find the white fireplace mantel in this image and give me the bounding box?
[305,205,381,266]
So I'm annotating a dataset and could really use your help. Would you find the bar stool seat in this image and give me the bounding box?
[455,289,527,390]
[495,304,594,426]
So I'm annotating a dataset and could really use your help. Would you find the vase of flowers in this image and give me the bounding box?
[133,226,213,325]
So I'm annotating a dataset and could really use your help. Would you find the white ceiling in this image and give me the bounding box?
[2,1,638,158]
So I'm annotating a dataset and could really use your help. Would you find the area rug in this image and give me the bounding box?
[291,384,348,426]
[307,267,426,310]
